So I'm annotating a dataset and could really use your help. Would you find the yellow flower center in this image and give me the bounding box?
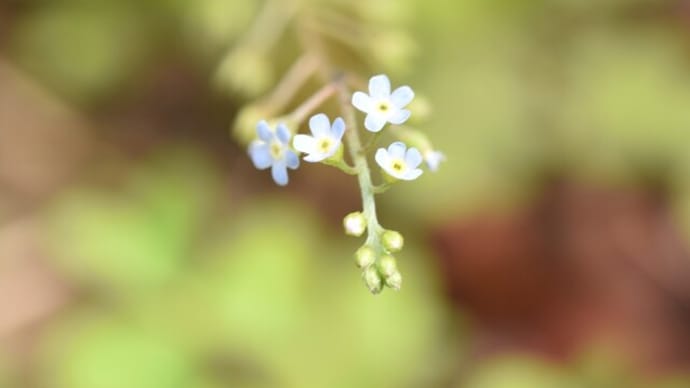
[377,101,390,113]
[270,142,283,159]
[318,138,332,153]
[390,159,405,173]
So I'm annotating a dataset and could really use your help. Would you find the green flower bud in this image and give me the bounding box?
[385,271,402,291]
[378,255,397,278]
[355,246,376,268]
[343,212,366,237]
[382,230,404,252]
[363,266,383,294]
[233,104,269,145]
[215,47,273,98]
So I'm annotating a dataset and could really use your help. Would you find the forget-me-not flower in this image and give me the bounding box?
[424,150,445,172]
[292,113,345,162]
[352,74,414,132]
[248,120,299,186]
[375,141,423,181]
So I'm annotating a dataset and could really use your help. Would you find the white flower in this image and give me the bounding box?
[292,113,345,162]
[375,141,423,181]
[352,74,414,132]
[424,150,445,172]
[248,121,299,186]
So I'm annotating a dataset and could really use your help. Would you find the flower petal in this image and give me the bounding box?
[276,123,291,144]
[293,134,316,154]
[352,92,372,113]
[365,114,387,132]
[309,113,331,137]
[271,161,289,186]
[391,86,414,107]
[331,117,346,139]
[388,109,411,125]
[369,74,391,98]
[285,150,300,169]
[304,152,327,163]
[405,147,423,168]
[402,168,423,181]
[256,121,273,142]
[375,148,390,169]
[387,141,407,159]
[248,141,272,170]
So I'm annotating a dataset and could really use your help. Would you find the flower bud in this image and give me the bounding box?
[363,266,383,294]
[233,104,268,145]
[343,212,366,237]
[378,255,397,278]
[215,47,273,98]
[385,271,402,291]
[355,246,376,268]
[382,230,404,252]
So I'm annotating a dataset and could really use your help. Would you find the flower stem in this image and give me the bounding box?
[289,82,337,125]
[336,81,384,249]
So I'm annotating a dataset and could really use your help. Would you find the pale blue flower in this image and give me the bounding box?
[248,121,299,186]
[352,74,414,132]
[424,150,445,172]
[375,141,423,181]
[293,113,345,162]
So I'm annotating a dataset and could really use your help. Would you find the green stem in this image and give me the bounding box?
[336,81,384,249]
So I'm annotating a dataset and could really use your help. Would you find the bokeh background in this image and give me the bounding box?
[2,0,690,387]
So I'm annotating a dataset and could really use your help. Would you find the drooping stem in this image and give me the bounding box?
[336,80,384,249]
[289,82,337,125]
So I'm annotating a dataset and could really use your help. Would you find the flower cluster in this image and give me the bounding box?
[246,74,443,293]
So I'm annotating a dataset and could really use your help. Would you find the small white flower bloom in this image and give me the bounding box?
[375,141,423,181]
[248,121,299,186]
[352,74,414,132]
[424,150,445,172]
[292,113,346,162]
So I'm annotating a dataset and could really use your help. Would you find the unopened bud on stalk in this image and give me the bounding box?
[385,271,402,291]
[343,212,366,236]
[378,255,398,278]
[355,246,376,268]
[382,230,404,252]
[363,266,383,294]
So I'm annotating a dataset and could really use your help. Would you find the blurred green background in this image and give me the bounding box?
[3,0,690,387]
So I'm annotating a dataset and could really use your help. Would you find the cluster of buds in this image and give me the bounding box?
[352,225,405,293]
[245,73,443,294]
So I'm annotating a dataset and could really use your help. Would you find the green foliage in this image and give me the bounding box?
[40,150,446,388]
[46,150,220,296]
[11,1,153,102]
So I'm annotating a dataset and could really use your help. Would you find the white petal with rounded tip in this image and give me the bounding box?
[388,141,407,159]
[369,74,391,98]
[352,92,372,112]
[391,86,414,107]
[388,109,411,125]
[309,113,331,137]
[365,114,387,132]
[402,168,423,181]
[248,141,272,169]
[271,161,289,186]
[405,147,423,168]
[256,121,273,142]
[285,150,299,169]
[375,148,390,169]
[293,134,316,154]
[276,124,291,144]
[303,152,327,163]
[331,117,345,139]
